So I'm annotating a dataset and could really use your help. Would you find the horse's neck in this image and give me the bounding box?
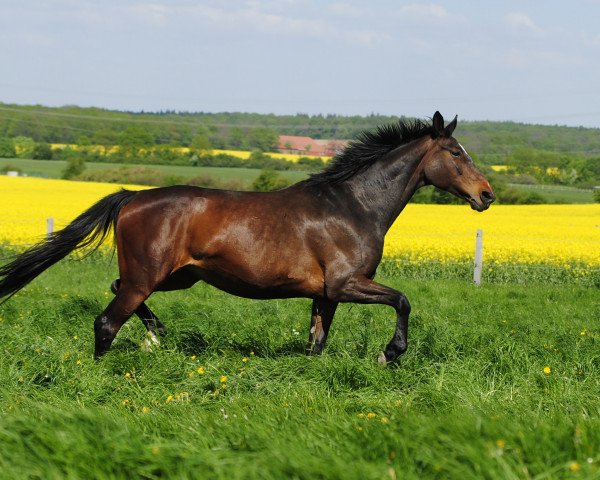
[344,139,427,234]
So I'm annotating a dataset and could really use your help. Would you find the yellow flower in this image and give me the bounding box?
[151,446,160,455]
[76,360,81,365]
[242,357,248,363]
[142,406,150,414]
[367,412,377,420]
[124,372,131,379]
[357,413,365,418]
[166,395,174,403]
[380,417,389,424]
[569,462,581,472]
[197,367,205,375]
[220,375,228,383]
[191,355,197,360]
[122,399,130,406]
[496,439,506,449]
[543,366,551,375]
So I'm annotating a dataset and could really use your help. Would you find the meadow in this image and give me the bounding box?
[0,158,309,188]
[0,256,598,479]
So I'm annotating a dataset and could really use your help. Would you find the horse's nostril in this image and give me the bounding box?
[481,190,495,203]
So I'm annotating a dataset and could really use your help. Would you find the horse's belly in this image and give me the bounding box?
[181,260,323,300]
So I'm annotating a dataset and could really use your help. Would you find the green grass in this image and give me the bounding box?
[508,183,595,204]
[0,158,309,185]
[0,255,599,479]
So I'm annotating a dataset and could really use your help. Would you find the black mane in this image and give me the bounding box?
[303,118,433,186]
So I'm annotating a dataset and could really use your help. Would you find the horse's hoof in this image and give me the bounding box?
[141,331,160,352]
[377,351,388,367]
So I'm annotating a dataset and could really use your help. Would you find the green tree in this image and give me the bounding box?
[251,169,291,192]
[13,136,35,158]
[32,142,53,160]
[119,127,155,158]
[61,156,86,179]
[190,134,213,157]
[0,137,16,158]
[248,127,278,152]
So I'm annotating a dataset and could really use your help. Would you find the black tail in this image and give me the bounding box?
[0,189,137,303]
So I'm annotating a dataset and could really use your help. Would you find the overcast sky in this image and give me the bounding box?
[1,0,600,126]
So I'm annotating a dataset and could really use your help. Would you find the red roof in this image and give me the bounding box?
[277,135,346,157]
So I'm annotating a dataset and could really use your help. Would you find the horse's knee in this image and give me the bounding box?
[398,294,411,316]
[110,279,120,295]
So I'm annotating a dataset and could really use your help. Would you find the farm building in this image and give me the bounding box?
[277,135,346,157]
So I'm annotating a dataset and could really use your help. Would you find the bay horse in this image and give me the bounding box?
[0,112,494,364]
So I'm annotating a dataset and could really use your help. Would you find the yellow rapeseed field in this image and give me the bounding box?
[50,144,331,163]
[384,203,600,267]
[1,176,598,267]
[0,176,149,245]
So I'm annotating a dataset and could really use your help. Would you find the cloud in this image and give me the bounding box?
[113,2,389,46]
[505,12,543,36]
[396,4,466,24]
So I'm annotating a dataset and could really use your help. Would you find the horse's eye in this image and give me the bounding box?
[451,150,461,158]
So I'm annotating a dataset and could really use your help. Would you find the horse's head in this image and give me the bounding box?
[421,111,495,211]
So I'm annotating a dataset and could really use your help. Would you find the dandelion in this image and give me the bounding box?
[220,375,228,383]
[73,335,78,340]
[380,416,389,424]
[569,462,581,472]
[76,360,81,365]
[122,399,130,406]
[166,395,174,403]
[197,367,205,375]
[496,439,506,449]
[367,412,377,420]
[357,413,365,418]
[580,330,587,336]
[191,355,197,360]
[543,366,551,375]
[142,406,150,414]
[250,351,255,356]
[242,357,248,363]
[124,372,132,379]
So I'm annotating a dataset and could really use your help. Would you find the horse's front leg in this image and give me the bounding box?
[306,298,338,355]
[329,275,410,365]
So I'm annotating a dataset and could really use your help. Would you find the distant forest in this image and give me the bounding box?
[1,102,599,193]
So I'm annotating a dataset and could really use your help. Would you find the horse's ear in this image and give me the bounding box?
[432,111,444,138]
[444,115,458,137]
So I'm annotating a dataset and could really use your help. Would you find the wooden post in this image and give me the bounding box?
[473,229,483,286]
[46,217,54,239]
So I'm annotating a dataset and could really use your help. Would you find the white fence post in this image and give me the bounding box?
[46,217,54,239]
[473,229,483,285]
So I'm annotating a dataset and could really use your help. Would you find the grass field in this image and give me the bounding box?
[0,158,309,185]
[507,184,595,204]
[0,255,598,479]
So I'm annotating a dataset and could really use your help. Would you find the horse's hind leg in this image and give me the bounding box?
[306,299,338,355]
[111,279,167,336]
[94,286,149,358]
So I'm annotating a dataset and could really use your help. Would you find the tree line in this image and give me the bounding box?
[1,102,599,192]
